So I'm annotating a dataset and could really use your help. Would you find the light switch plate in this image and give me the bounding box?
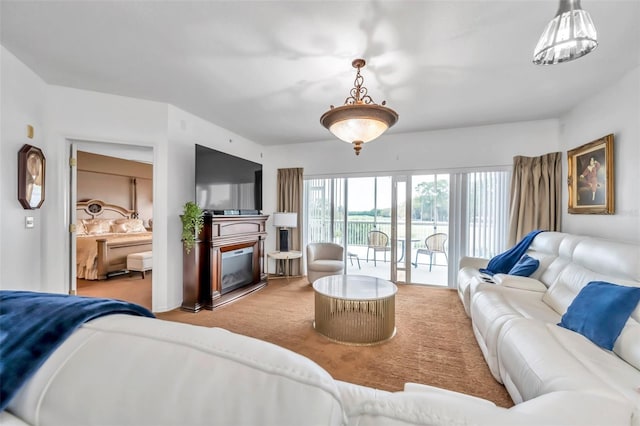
[25,216,34,228]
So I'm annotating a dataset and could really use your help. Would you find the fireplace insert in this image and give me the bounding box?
[221,247,254,295]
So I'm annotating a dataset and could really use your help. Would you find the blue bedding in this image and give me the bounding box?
[480,230,544,276]
[0,290,154,411]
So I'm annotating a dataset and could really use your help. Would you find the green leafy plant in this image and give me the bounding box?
[181,201,204,254]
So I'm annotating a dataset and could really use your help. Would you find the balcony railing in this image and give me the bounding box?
[308,219,449,247]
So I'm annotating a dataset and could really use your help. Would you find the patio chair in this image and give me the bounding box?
[366,230,391,267]
[414,233,448,271]
[348,251,361,269]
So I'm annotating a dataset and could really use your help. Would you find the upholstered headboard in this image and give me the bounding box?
[76,199,135,220]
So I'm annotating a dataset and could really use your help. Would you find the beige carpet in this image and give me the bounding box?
[77,272,152,310]
[157,277,513,408]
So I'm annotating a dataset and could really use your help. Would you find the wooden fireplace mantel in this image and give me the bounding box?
[206,215,268,309]
[181,214,269,312]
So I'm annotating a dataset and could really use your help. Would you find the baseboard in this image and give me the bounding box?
[268,274,304,280]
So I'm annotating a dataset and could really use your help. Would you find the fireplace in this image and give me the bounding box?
[202,214,268,310]
[180,214,268,312]
[221,247,254,295]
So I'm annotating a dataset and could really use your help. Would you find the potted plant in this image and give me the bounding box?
[181,201,204,254]
[181,201,206,312]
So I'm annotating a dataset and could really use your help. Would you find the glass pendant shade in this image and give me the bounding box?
[533,0,597,65]
[321,103,397,143]
[320,59,398,156]
[329,118,388,144]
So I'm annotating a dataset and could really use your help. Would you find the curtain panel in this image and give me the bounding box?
[508,152,562,246]
[277,168,304,276]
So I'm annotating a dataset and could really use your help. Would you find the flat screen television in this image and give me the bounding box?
[195,144,262,214]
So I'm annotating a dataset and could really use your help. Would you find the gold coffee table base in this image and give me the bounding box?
[313,292,396,345]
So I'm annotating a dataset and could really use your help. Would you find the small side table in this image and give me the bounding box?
[267,251,302,279]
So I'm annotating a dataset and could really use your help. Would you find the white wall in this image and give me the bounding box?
[262,119,560,261]
[0,45,267,311]
[77,143,154,164]
[3,40,636,310]
[559,66,640,243]
[0,46,48,290]
[166,105,266,309]
[0,59,164,297]
[266,119,559,177]
[42,86,170,307]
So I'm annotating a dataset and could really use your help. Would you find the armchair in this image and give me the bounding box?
[306,243,344,284]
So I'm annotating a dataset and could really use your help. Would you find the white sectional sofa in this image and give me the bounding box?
[457,231,640,423]
[3,311,636,425]
[2,231,639,425]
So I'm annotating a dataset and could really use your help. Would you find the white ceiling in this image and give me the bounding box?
[1,1,639,146]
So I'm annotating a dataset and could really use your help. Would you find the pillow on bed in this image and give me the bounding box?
[130,219,147,232]
[114,218,147,233]
[82,219,113,234]
[85,222,108,235]
[76,222,87,236]
[110,223,129,233]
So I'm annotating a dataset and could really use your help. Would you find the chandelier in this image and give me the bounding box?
[533,0,598,65]
[320,59,398,156]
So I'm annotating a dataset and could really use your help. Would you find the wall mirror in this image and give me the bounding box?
[18,144,46,209]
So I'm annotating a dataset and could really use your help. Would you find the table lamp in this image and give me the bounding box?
[273,212,297,252]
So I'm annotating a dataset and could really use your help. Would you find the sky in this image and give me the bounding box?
[346,175,449,211]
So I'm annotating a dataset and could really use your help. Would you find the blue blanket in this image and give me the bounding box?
[0,290,154,411]
[480,230,544,276]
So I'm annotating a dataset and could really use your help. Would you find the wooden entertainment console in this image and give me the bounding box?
[181,214,269,312]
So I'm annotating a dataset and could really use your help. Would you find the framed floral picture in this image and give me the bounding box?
[18,144,46,209]
[567,134,614,214]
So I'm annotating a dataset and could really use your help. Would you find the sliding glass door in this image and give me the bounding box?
[447,170,511,284]
[304,168,510,287]
[465,171,510,258]
[345,177,392,280]
[305,178,344,245]
[393,176,407,283]
[408,174,450,286]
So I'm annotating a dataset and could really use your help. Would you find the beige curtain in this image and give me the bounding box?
[508,152,562,246]
[277,168,303,275]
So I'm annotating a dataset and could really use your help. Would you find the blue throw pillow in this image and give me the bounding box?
[508,254,540,277]
[558,281,640,350]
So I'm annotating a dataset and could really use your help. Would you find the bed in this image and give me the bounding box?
[76,199,152,280]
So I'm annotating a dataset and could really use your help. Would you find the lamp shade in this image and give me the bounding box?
[321,103,397,144]
[320,59,398,156]
[533,0,598,65]
[273,212,297,228]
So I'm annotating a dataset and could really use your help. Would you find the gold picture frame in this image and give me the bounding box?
[18,144,46,209]
[567,134,614,214]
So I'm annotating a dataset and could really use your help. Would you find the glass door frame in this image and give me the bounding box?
[391,174,413,284]
[305,168,510,287]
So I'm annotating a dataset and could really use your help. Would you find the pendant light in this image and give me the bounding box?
[533,0,598,65]
[320,59,398,156]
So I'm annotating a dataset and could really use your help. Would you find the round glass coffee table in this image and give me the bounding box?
[312,274,398,345]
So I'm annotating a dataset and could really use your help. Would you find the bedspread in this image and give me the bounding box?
[77,231,152,280]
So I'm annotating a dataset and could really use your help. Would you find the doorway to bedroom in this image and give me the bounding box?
[70,142,154,311]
